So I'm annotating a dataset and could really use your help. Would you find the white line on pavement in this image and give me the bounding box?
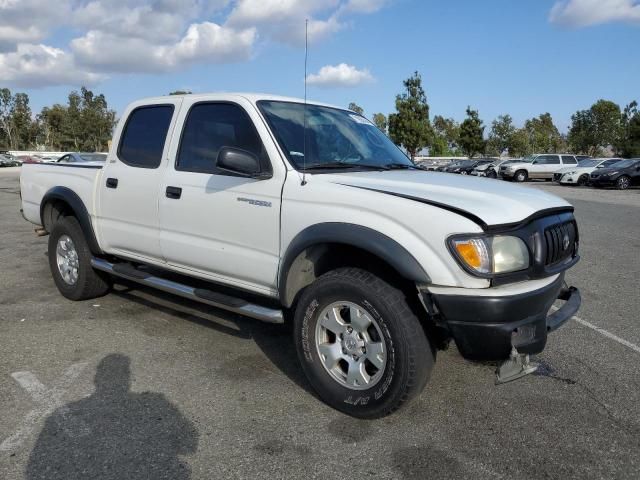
[0,362,88,452]
[552,306,640,354]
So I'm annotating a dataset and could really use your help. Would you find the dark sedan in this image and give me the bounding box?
[590,159,640,190]
[443,159,494,175]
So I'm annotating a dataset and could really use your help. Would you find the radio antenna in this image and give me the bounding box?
[301,18,309,186]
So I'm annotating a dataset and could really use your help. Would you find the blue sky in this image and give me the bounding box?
[1,0,639,132]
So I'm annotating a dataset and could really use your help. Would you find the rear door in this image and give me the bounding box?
[96,98,181,262]
[532,155,560,179]
[158,96,285,296]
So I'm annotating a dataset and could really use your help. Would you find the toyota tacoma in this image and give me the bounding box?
[20,93,581,418]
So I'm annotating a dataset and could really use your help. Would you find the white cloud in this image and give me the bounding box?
[0,43,103,88]
[306,63,374,87]
[549,0,640,27]
[71,23,256,73]
[0,0,71,51]
[0,0,386,88]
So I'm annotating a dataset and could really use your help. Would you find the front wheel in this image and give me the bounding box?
[616,175,631,190]
[294,268,434,418]
[514,170,528,182]
[487,170,497,179]
[577,174,589,186]
[48,216,111,300]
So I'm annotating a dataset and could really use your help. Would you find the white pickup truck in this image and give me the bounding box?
[20,93,581,418]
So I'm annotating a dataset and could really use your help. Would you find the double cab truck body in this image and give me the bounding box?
[20,93,581,418]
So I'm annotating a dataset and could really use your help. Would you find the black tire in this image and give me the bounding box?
[293,268,433,418]
[616,175,631,190]
[48,216,111,301]
[577,174,589,186]
[514,170,528,182]
[487,170,497,179]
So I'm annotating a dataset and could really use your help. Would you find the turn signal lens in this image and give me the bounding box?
[449,235,530,276]
[451,238,491,274]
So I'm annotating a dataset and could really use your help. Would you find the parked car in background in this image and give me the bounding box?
[57,152,108,164]
[0,153,21,167]
[553,158,623,186]
[590,159,640,190]
[16,155,41,164]
[471,159,509,178]
[442,159,493,174]
[500,154,579,182]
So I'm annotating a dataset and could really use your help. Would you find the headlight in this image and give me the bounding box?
[565,171,576,175]
[607,171,619,176]
[449,235,530,276]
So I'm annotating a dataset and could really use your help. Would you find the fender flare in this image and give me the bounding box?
[278,222,430,306]
[40,186,103,255]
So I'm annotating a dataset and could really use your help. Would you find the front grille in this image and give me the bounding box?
[500,166,507,171]
[544,221,577,266]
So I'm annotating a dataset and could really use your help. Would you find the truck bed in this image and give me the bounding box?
[20,163,103,227]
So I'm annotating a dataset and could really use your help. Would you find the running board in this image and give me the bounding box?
[91,258,284,324]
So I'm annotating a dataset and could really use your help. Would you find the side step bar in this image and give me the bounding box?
[91,258,284,324]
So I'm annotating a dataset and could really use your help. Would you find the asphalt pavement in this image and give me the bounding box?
[1,168,639,479]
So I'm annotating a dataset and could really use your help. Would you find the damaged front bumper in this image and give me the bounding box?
[425,274,581,361]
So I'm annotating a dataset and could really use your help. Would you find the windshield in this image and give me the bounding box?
[578,159,600,167]
[258,101,413,170]
[80,153,107,162]
[608,159,637,169]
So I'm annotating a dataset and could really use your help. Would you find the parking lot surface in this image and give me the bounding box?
[1,168,639,479]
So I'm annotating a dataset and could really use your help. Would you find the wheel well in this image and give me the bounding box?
[282,243,417,309]
[42,199,72,231]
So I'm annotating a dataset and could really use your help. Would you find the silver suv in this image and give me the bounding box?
[500,154,580,182]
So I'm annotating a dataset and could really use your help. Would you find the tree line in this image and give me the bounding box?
[0,87,116,152]
[350,72,640,159]
[2,78,638,159]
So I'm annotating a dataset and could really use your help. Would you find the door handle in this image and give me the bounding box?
[106,178,118,189]
[166,186,182,199]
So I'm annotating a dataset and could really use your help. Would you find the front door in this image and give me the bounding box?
[97,99,181,262]
[159,98,285,296]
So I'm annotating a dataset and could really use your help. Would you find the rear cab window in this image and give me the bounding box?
[118,105,175,168]
[561,155,577,164]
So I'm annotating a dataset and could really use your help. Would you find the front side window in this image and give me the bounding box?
[176,103,269,174]
[258,101,413,171]
[118,105,174,168]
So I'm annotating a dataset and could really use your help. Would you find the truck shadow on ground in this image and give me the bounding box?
[110,281,316,397]
[26,354,198,480]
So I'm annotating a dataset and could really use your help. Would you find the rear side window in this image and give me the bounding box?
[176,102,269,174]
[118,105,174,168]
[561,155,577,164]
[537,155,560,164]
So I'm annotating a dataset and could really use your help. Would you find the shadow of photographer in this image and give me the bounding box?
[26,354,198,480]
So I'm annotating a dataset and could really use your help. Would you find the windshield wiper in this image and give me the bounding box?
[300,162,389,171]
[384,163,420,170]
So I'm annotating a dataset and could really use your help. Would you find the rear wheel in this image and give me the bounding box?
[48,216,111,300]
[616,175,631,190]
[514,170,528,182]
[294,268,434,418]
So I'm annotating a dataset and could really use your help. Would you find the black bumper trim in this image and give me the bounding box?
[429,275,581,360]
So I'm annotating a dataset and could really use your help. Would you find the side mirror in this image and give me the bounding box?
[217,147,265,178]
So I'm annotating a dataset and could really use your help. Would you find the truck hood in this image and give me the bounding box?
[321,170,571,227]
